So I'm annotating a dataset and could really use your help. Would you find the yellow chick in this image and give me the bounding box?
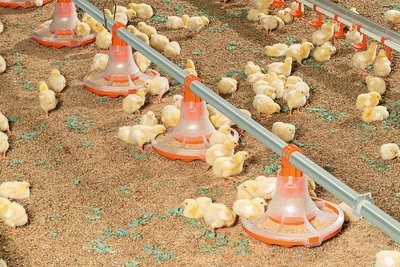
[150,34,170,52]
[0,181,30,200]
[137,22,157,37]
[286,41,315,64]
[182,197,213,219]
[140,111,158,126]
[260,15,285,34]
[203,203,236,231]
[277,8,294,24]
[365,76,386,95]
[253,0,274,13]
[311,20,336,46]
[290,1,304,12]
[345,28,362,43]
[287,88,307,113]
[127,25,150,45]
[361,106,389,123]
[0,19,3,33]
[380,143,399,160]
[0,55,6,73]
[306,176,317,197]
[129,124,166,152]
[0,197,28,228]
[206,139,238,168]
[352,42,378,70]
[87,17,105,34]
[265,43,288,57]
[115,5,127,13]
[122,88,147,115]
[252,80,269,94]
[375,250,400,267]
[212,151,249,180]
[210,112,233,128]
[283,80,310,101]
[373,49,391,77]
[247,72,265,84]
[167,16,184,30]
[161,96,182,128]
[253,82,276,97]
[125,9,137,20]
[183,59,197,76]
[163,41,181,58]
[95,30,112,50]
[321,41,337,54]
[312,46,335,62]
[0,259,6,267]
[144,77,170,103]
[209,125,233,145]
[173,94,183,108]
[356,92,381,110]
[47,69,66,93]
[244,61,261,76]
[89,53,109,72]
[267,57,293,77]
[247,9,265,21]
[133,52,151,72]
[338,202,360,223]
[252,94,280,115]
[0,132,9,159]
[285,75,303,88]
[217,77,238,95]
[114,12,129,25]
[38,81,57,118]
[182,15,209,35]
[262,72,280,83]
[117,126,133,144]
[82,13,92,23]
[128,3,154,20]
[271,121,295,142]
[233,197,266,219]
[74,21,91,38]
[269,79,285,99]
[237,176,277,200]
[384,10,400,25]
[0,111,10,135]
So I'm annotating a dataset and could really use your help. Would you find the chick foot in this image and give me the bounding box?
[223,176,237,183]
[6,129,11,136]
[136,146,145,154]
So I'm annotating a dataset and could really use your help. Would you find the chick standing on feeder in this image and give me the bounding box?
[47,69,66,93]
[38,81,57,119]
[0,181,30,200]
[128,124,166,153]
[380,143,399,161]
[0,132,9,159]
[0,197,28,228]
[206,139,238,170]
[212,151,249,182]
[140,111,158,126]
[122,88,147,115]
[0,112,11,136]
[203,203,236,232]
[182,197,212,219]
[144,77,170,103]
[233,197,266,219]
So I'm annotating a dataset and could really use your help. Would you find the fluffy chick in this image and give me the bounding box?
[0,181,30,200]
[212,151,249,180]
[253,94,280,115]
[122,88,147,115]
[206,139,238,168]
[338,202,360,223]
[140,111,158,126]
[209,125,234,145]
[247,9,265,21]
[95,30,112,50]
[361,106,389,123]
[0,112,10,135]
[311,20,336,46]
[375,250,400,267]
[352,42,378,70]
[287,87,307,113]
[182,15,209,35]
[244,61,261,76]
[47,69,66,93]
[267,57,293,77]
[286,42,314,64]
[384,10,400,25]
[271,122,295,142]
[137,22,157,37]
[237,176,277,200]
[133,52,151,72]
[312,46,335,62]
[182,197,212,219]
[373,49,391,77]
[217,77,238,95]
[0,55,6,73]
[89,53,109,72]
[203,203,236,231]
[277,7,293,24]
[356,92,381,110]
[38,81,57,118]
[117,126,133,144]
[380,143,399,160]
[163,41,181,58]
[150,34,170,52]
[129,124,166,152]
[260,15,285,34]
[0,132,9,159]
[233,198,266,219]
[0,197,28,228]
[166,16,184,30]
[127,25,150,45]
[74,21,91,38]
[345,28,362,43]
[128,3,154,20]
[265,43,288,57]
[0,259,6,267]
[183,59,197,76]
[161,97,181,128]
[365,76,386,95]
[144,77,170,103]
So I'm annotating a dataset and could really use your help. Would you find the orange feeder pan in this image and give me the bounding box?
[32,0,95,48]
[272,0,284,8]
[241,145,344,247]
[309,6,323,28]
[290,1,304,17]
[0,0,51,8]
[84,23,160,98]
[352,27,367,51]
[152,75,239,162]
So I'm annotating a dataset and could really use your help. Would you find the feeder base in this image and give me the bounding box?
[272,0,284,8]
[309,20,323,28]
[352,41,367,51]
[333,31,346,39]
[32,21,96,48]
[0,0,51,8]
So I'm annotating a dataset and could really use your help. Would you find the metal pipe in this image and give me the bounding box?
[73,0,400,243]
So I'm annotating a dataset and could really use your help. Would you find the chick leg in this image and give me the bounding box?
[209,226,215,234]
[224,176,237,183]
[136,146,145,154]
[44,111,50,120]
[157,95,162,104]
[1,152,7,160]
[6,129,11,136]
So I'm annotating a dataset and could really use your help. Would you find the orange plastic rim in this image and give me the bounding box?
[272,0,284,8]
[152,145,202,162]
[32,35,95,48]
[84,84,136,98]
[0,0,51,8]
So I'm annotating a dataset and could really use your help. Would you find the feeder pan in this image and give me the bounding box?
[309,11,323,28]
[84,22,160,98]
[0,0,51,8]
[272,0,284,8]
[32,0,95,48]
[352,31,367,51]
[290,1,304,17]
[333,22,346,39]
[152,75,239,162]
[241,145,344,248]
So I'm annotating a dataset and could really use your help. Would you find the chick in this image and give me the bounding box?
[253,83,276,99]
[87,17,105,34]
[0,132,9,159]
[144,77,170,103]
[122,88,147,115]
[244,61,261,76]
[247,72,265,84]
[95,30,112,50]
[380,143,399,160]
[375,250,400,267]
[150,34,170,52]
[128,3,154,21]
[312,46,335,62]
[167,16,184,30]
[163,41,181,58]
[233,198,266,219]
[365,76,386,95]
[345,28,362,43]
[265,43,288,57]
[38,81,57,118]
[129,124,166,152]
[173,94,183,108]
[0,55,6,73]
[290,1,304,12]
[0,19,3,34]
[277,7,293,24]
[356,92,381,110]
[117,126,133,144]
[287,88,307,114]
[247,9,265,21]
[115,5,128,13]
[338,202,360,223]
[209,125,234,145]
[203,203,236,231]
[212,151,249,181]
[183,59,197,76]
[0,112,10,135]
[283,80,310,101]
[125,9,137,20]
[311,20,336,46]
[217,77,238,95]
[267,57,292,77]
[0,181,30,200]
[89,53,109,72]
[253,94,280,115]
[237,176,277,200]
[182,197,213,219]
[352,42,378,70]
[271,122,295,142]
[320,41,337,54]
[373,49,391,77]
[140,111,158,126]
[286,42,314,64]
[74,21,91,38]
[260,15,285,34]
[384,10,400,26]
[161,96,181,128]
[137,22,157,37]
[361,106,389,123]
[0,259,6,267]
[47,69,66,93]
[206,139,238,168]
[115,12,129,25]
[210,111,234,128]
[127,25,150,45]
[285,75,303,88]
[252,80,270,94]
[182,15,209,36]
[133,52,151,72]
[0,197,28,228]
[253,0,274,13]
